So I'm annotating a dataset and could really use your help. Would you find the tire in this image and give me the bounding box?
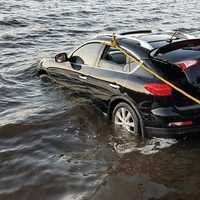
[39,73,51,82]
[112,102,139,135]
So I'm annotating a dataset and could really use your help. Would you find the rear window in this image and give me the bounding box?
[151,39,200,87]
[156,48,200,63]
[98,46,141,73]
[149,41,169,49]
[151,39,200,62]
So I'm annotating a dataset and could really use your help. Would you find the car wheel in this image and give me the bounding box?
[112,102,139,135]
[38,71,51,82]
[40,74,51,82]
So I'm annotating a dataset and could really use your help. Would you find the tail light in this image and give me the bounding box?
[144,83,172,96]
[175,60,198,70]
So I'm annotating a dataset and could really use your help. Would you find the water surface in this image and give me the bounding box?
[1,0,200,199]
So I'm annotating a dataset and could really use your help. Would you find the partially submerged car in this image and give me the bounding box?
[38,30,200,137]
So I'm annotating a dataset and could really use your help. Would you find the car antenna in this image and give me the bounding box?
[169,31,178,43]
[111,33,118,48]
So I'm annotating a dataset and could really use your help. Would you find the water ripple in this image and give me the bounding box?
[1,0,200,199]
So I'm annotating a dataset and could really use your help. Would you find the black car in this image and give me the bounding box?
[38,30,200,137]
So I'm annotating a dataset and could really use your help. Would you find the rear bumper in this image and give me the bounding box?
[146,125,200,137]
[145,106,200,137]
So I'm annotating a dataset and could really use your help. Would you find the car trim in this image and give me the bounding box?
[95,44,106,67]
[175,104,200,111]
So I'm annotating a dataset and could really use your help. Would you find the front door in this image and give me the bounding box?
[49,42,105,96]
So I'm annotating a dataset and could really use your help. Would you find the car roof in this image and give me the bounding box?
[94,30,196,51]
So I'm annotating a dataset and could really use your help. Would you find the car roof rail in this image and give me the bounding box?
[119,30,152,35]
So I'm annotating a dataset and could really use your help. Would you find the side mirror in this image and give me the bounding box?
[55,53,69,63]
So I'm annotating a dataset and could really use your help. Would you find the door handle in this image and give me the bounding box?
[109,83,120,89]
[79,75,87,80]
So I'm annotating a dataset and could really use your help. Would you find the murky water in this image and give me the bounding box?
[1,0,200,199]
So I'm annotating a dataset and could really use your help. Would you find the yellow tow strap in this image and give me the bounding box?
[102,33,200,105]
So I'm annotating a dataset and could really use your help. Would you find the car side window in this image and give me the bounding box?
[71,42,104,67]
[98,46,140,73]
[124,57,141,73]
[104,48,126,65]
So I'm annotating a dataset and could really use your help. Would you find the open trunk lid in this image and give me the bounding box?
[153,39,200,87]
[152,39,200,109]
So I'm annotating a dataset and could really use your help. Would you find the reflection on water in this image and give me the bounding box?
[91,135,200,200]
[91,174,175,200]
[113,136,177,155]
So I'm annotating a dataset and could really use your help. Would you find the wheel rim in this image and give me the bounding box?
[114,107,135,134]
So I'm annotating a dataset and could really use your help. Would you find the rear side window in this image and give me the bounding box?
[98,46,141,73]
[72,42,104,66]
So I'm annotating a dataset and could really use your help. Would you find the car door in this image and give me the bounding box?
[48,42,105,96]
[68,42,106,96]
[86,45,142,113]
[47,62,85,92]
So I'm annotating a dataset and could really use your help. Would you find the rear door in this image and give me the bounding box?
[86,45,143,112]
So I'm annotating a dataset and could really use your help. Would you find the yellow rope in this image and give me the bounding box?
[102,34,200,105]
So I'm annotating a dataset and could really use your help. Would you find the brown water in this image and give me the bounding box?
[1,0,200,199]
